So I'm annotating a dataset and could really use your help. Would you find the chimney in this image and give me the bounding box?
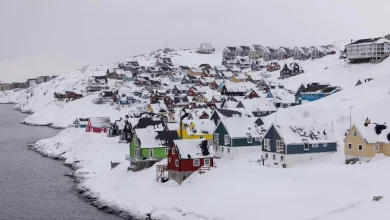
[364,117,371,127]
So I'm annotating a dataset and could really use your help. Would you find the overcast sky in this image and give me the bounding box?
[0,0,389,82]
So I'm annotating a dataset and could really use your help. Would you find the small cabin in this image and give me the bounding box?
[86,117,111,133]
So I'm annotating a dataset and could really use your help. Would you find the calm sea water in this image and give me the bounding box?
[0,105,123,220]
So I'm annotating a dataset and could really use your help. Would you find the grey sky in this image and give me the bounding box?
[0,0,389,82]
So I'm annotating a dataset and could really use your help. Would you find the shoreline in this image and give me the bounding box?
[27,142,138,220]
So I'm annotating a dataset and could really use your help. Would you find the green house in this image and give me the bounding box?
[213,117,265,159]
[128,128,179,171]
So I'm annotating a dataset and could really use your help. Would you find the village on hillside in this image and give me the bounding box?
[2,35,390,186]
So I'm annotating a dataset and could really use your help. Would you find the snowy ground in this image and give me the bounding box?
[33,128,390,220]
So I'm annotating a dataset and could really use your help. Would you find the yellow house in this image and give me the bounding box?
[147,102,168,114]
[344,118,390,163]
[231,74,247,83]
[177,119,215,140]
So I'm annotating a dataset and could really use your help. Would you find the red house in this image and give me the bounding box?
[245,89,260,99]
[86,117,111,133]
[54,91,82,101]
[167,139,214,184]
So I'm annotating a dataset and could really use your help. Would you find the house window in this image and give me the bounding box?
[256,108,261,115]
[353,131,357,137]
[273,154,276,160]
[247,134,253,143]
[276,140,284,152]
[374,144,379,151]
[175,159,179,167]
[101,128,104,132]
[149,149,153,158]
[313,143,318,148]
[281,155,284,161]
[255,137,260,142]
[265,153,268,159]
[172,147,175,154]
[204,158,210,166]
[264,139,271,150]
[134,148,140,157]
[214,133,219,142]
[224,135,230,145]
[358,145,363,151]
[165,148,169,154]
[227,148,230,153]
[304,143,309,151]
[193,159,200,167]
[168,158,171,163]
[323,143,327,147]
[348,143,352,150]
[134,137,139,145]
[221,147,224,153]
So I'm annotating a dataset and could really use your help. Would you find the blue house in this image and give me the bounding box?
[261,122,337,167]
[299,83,341,103]
[118,94,138,106]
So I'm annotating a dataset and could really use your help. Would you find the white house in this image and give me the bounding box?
[198,43,215,54]
[346,37,390,63]
[86,76,109,92]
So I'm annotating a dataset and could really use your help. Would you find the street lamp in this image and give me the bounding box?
[180,108,190,139]
[350,106,354,128]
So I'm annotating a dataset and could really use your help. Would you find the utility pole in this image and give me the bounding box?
[350,106,354,128]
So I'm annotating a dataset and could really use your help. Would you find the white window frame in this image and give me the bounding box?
[265,153,268,159]
[374,144,379,151]
[134,136,138,145]
[214,133,219,142]
[255,137,261,142]
[165,148,169,154]
[204,158,210,166]
[134,148,140,157]
[273,154,276,160]
[101,128,104,132]
[276,140,284,152]
[353,131,357,137]
[224,135,230,145]
[172,147,175,154]
[247,134,253,143]
[313,143,318,148]
[304,143,309,151]
[168,157,171,163]
[323,143,327,147]
[193,159,200,167]
[264,139,271,151]
[175,159,179,167]
[221,147,224,153]
[358,144,363,151]
[227,148,230,154]
[348,143,352,150]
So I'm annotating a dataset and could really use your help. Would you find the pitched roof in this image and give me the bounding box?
[174,139,213,159]
[89,117,111,128]
[355,122,390,143]
[220,117,266,138]
[237,98,276,112]
[346,37,382,46]
[135,129,178,149]
[183,119,216,135]
[301,83,341,94]
[272,122,336,144]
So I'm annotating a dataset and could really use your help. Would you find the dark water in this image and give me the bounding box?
[0,105,123,220]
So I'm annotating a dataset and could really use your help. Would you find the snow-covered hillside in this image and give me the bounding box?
[0,49,222,127]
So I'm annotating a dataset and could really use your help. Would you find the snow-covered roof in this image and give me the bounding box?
[355,122,390,143]
[149,102,167,113]
[269,88,296,104]
[165,123,180,131]
[272,122,337,145]
[237,98,276,112]
[200,43,214,50]
[183,119,216,135]
[219,117,266,138]
[222,71,233,78]
[174,139,213,159]
[135,129,179,149]
[224,81,257,93]
[89,117,111,128]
